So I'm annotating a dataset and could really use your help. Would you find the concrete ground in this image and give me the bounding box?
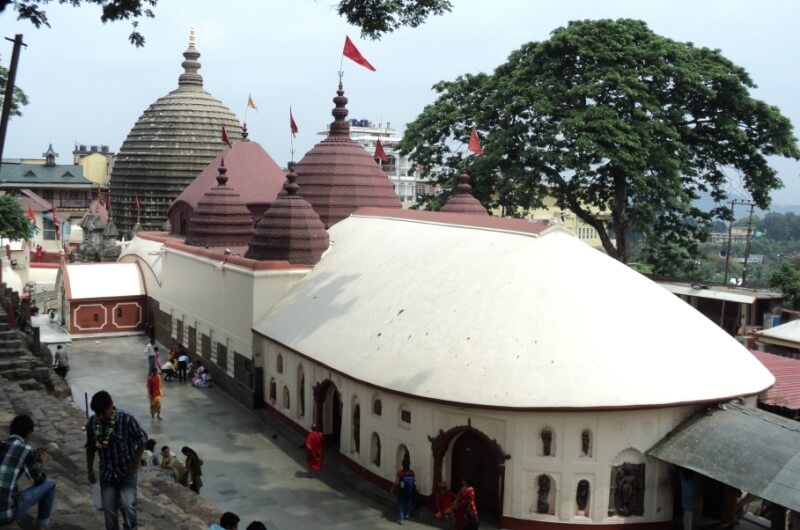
[64,335,434,529]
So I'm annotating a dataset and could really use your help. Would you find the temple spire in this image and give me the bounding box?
[178,25,203,88]
[327,82,350,139]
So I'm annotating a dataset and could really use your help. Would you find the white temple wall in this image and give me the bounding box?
[260,336,695,525]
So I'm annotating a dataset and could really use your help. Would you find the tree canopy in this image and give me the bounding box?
[337,0,452,40]
[399,19,800,265]
[1,0,157,46]
[0,194,35,241]
[0,61,28,117]
[769,261,800,308]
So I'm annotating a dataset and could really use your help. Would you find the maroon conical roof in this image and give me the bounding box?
[294,82,400,228]
[440,171,488,215]
[245,164,330,265]
[185,159,254,246]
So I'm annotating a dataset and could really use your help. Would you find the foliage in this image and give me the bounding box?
[768,261,800,308]
[0,194,35,241]
[399,19,800,265]
[0,60,29,117]
[2,0,157,46]
[338,0,452,40]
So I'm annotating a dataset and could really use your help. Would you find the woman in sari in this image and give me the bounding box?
[182,446,204,493]
[146,369,162,420]
[455,478,479,530]
[305,424,324,478]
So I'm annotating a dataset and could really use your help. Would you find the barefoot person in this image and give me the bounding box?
[305,424,323,478]
[146,369,163,420]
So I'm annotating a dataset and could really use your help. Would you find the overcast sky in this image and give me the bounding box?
[3,0,799,207]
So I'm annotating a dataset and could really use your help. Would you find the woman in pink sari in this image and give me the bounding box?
[305,424,323,478]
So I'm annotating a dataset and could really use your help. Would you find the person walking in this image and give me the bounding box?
[144,339,156,374]
[305,425,323,478]
[86,390,148,530]
[146,369,163,420]
[392,460,416,524]
[454,478,478,530]
[52,345,69,379]
[0,415,57,529]
[177,350,189,383]
[181,446,203,494]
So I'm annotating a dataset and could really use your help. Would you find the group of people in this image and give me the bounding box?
[209,511,267,530]
[145,339,209,387]
[393,466,478,529]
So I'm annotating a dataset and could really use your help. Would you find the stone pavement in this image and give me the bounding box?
[65,336,436,529]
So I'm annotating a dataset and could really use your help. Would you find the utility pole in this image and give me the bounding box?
[741,202,756,286]
[723,199,757,287]
[0,34,26,171]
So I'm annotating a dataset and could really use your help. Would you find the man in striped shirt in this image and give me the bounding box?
[0,415,57,528]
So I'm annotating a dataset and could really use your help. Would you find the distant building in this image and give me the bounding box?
[708,226,751,244]
[524,196,610,250]
[319,119,422,206]
[72,144,115,187]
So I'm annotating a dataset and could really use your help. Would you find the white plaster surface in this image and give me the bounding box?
[254,214,774,408]
[65,262,145,300]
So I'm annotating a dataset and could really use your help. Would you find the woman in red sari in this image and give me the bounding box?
[454,478,478,530]
[305,424,323,478]
[146,369,162,420]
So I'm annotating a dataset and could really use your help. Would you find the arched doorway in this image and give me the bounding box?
[313,380,342,447]
[451,431,500,516]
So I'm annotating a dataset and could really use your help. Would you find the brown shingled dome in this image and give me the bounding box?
[440,171,488,215]
[293,82,400,228]
[110,29,243,235]
[185,159,254,247]
[245,164,329,265]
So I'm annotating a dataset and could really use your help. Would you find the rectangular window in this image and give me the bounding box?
[217,343,228,371]
[233,351,252,388]
[201,334,211,359]
[188,326,197,354]
[400,409,411,423]
[42,218,57,240]
[175,320,184,343]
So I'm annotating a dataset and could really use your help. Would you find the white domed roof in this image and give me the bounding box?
[253,210,774,409]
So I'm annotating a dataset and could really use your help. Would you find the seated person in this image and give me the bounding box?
[160,445,187,485]
[192,360,211,388]
[141,439,160,468]
[161,360,176,381]
[433,481,455,519]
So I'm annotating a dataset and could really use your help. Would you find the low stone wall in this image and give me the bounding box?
[0,378,223,529]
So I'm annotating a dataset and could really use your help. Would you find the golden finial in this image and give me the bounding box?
[189,25,196,47]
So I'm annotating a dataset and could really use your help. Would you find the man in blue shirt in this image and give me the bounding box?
[86,390,147,530]
[0,414,57,529]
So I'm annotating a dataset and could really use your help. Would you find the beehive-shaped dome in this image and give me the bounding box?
[110,28,243,235]
[293,82,400,228]
[185,159,254,247]
[245,164,329,265]
[440,172,488,215]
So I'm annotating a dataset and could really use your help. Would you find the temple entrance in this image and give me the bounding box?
[450,430,501,517]
[314,380,342,447]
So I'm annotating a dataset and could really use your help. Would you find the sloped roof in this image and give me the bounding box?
[63,263,145,300]
[0,161,92,187]
[756,319,800,345]
[752,350,800,410]
[253,212,773,409]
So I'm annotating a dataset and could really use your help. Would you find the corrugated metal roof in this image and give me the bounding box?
[0,161,92,186]
[752,350,800,410]
[648,403,800,511]
[757,319,800,345]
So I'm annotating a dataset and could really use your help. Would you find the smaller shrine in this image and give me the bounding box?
[76,200,121,262]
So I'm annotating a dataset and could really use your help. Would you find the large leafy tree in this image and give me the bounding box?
[1,0,157,46]
[337,0,452,39]
[0,61,28,117]
[769,261,800,308]
[400,19,800,265]
[0,194,35,241]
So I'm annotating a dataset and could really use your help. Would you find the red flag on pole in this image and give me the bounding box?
[222,126,233,148]
[468,127,483,155]
[374,139,389,163]
[343,36,376,72]
[26,206,36,224]
[134,193,141,214]
[290,108,299,137]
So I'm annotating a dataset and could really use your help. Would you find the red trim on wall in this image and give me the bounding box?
[339,451,395,492]
[69,298,146,334]
[499,517,672,530]
[353,207,549,235]
[258,401,308,438]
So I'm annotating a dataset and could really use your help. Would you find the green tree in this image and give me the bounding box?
[768,261,800,308]
[337,0,452,39]
[0,60,28,117]
[1,0,157,46]
[0,194,35,241]
[400,19,800,265]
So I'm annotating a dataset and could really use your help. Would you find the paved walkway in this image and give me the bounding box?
[64,336,434,529]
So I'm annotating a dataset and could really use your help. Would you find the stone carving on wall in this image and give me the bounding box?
[581,429,592,457]
[609,462,645,516]
[537,475,551,514]
[576,479,590,515]
[541,428,553,456]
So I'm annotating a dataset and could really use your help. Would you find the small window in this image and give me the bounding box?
[372,397,382,416]
[297,365,305,418]
[116,307,123,317]
[282,386,290,409]
[352,402,361,454]
[92,313,99,322]
[399,405,411,425]
[539,427,555,457]
[371,432,381,467]
[580,429,593,457]
[269,378,277,403]
[276,353,284,374]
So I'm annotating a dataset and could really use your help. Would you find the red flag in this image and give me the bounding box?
[342,36,376,72]
[26,206,36,223]
[222,126,233,148]
[134,193,141,214]
[468,127,483,155]
[290,107,298,137]
[374,139,388,163]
